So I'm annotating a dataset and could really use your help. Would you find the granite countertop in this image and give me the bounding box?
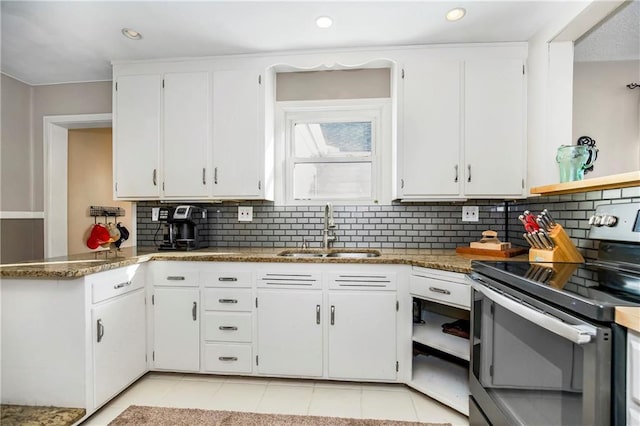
[0,246,530,278]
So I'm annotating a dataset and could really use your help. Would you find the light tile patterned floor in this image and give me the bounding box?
[81,373,469,425]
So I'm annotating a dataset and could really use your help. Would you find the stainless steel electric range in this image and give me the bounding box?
[468,202,640,426]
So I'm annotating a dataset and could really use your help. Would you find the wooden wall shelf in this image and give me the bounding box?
[530,171,640,196]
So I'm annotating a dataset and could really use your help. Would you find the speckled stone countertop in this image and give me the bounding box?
[0,404,85,426]
[0,246,530,278]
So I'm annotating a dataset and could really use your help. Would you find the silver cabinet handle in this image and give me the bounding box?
[218,326,238,331]
[202,168,206,185]
[97,319,104,343]
[330,305,335,325]
[454,165,458,183]
[400,178,404,189]
[316,304,321,325]
[258,180,261,190]
[218,277,238,282]
[218,356,238,361]
[167,276,185,281]
[218,299,238,304]
[113,281,131,289]
[467,164,471,182]
[214,167,218,184]
[429,286,451,295]
[192,302,197,321]
[153,169,157,186]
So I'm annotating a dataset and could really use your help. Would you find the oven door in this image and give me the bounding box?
[467,273,612,426]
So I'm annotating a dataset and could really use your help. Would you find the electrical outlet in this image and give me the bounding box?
[238,206,253,222]
[151,207,160,222]
[462,206,479,222]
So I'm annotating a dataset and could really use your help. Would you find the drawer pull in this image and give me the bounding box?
[218,299,238,304]
[113,281,132,289]
[218,277,238,282]
[167,276,185,281]
[218,356,238,362]
[429,286,451,295]
[218,326,238,331]
[331,305,335,325]
[316,304,321,325]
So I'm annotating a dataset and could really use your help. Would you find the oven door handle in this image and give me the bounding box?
[471,281,597,345]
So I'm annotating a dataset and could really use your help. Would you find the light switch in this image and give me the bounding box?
[238,206,253,222]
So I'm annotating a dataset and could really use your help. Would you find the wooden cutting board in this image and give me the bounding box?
[456,246,529,258]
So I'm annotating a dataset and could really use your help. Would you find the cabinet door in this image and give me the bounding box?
[328,291,397,380]
[256,289,323,377]
[93,288,146,407]
[400,60,462,197]
[153,287,200,371]
[629,330,640,426]
[163,72,211,198]
[464,59,525,196]
[212,69,263,198]
[114,74,162,198]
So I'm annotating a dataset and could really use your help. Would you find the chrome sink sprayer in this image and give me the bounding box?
[323,202,337,249]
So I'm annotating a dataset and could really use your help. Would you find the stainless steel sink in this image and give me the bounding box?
[277,250,380,258]
[325,252,380,258]
[278,252,325,258]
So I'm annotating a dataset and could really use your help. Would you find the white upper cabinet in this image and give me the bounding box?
[163,72,211,198]
[113,74,162,198]
[399,60,462,198]
[464,58,525,197]
[212,69,263,198]
[398,47,527,200]
[113,61,273,201]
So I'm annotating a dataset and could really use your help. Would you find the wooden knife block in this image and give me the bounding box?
[528,224,584,263]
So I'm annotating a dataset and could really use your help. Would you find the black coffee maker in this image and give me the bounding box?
[159,205,206,251]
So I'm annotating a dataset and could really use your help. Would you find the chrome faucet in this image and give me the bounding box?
[323,203,337,249]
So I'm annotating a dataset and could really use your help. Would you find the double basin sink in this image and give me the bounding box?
[277,249,381,259]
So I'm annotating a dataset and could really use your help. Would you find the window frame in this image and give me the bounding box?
[275,98,392,206]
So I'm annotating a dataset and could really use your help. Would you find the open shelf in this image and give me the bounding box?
[530,171,640,196]
[409,354,469,416]
[413,311,470,361]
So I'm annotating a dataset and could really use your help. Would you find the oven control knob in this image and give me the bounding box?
[589,215,603,226]
[603,215,618,227]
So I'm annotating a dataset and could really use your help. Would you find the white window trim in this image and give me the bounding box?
[274,98,392,206]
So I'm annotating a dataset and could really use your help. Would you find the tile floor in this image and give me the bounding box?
[81,373,469,425]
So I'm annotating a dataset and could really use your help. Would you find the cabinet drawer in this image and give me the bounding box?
[91,265,145,304]
[151,263,198,287]
[328,273,396,290]
[203,343,252,373]
[410,274,470,309]
[204,288,252,311]
[201,271,252,288]
[204,312,252,342]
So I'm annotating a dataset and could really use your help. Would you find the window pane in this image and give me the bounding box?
[293,122,371,158]
[293,163,372,199]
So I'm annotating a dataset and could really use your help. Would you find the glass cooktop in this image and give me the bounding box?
[472,260,640,322]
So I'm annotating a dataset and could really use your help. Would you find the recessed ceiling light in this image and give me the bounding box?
[316,16,333,29]
[445,8,466,22]
[121,28,142,40]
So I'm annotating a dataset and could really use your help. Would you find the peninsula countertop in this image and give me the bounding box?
[0,246,530,279]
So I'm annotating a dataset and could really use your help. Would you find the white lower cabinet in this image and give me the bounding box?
[92,288,146,407]
[153,287,200,371]
[257,289,324,377]
[328,291,397,380]
[409,267,470,415]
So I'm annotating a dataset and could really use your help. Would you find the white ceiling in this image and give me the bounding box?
[0,0,631,86]
[574,0,640,62]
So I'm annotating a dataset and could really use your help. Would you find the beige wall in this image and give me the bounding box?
[1,74,33,211]
[67,128,132,255]
[573,60,640,178]
[32,81,112,211]
[276,68,390,101]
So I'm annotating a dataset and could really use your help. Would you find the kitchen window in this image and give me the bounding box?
[276,99,391,205]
